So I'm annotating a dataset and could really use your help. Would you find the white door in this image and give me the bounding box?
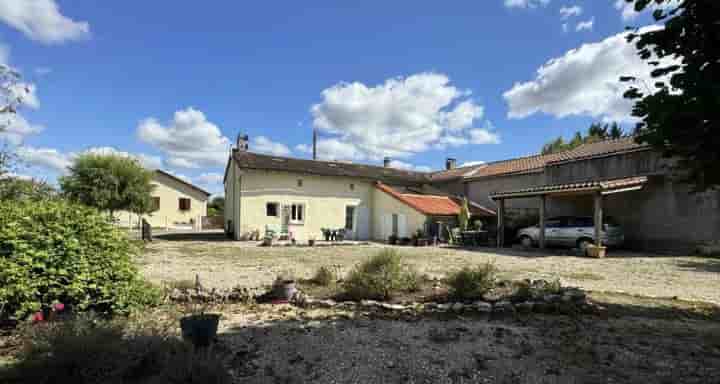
[356,206,370,240]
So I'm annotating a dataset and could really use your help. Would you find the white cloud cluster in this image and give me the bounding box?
[504,0,551,9]
[253,136,291,156]
[559,5,582,19]
[309,72,498,162]
[614,0,680,21]
[503,26,671,122]
[459,160,486,168]
[0,114,44,145]
[387,159,432,173]
[0,0,90,44]
[17,146,70,173]
[137,107,231,169]
[575,17,594,31]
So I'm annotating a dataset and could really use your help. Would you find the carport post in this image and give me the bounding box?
[538,194,546,249]
[497,198,505,248]
[594,191,603,247]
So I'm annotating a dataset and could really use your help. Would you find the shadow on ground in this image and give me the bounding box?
[675,259,720,273]
[153,231,232,242]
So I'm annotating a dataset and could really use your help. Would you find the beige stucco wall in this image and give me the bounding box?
[371,187,428,240]
[234,168,374,241]
[116,172,208,229]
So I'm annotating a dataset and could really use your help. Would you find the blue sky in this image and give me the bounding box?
[1,0,663,194]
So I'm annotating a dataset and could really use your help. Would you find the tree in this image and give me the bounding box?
[0,64,28,178]
[207,196,225,216]
[60,153,155,217]
[540,122,625,154]
[621,0,720,191]
[0,177,56,201]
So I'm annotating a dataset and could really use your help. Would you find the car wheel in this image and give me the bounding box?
[577,238,593,256]
[520,236,533,249]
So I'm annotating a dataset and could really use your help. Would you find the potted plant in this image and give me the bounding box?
[180,303,221,348]
[586,244,607,258]
[388,234,398,245]
[272,272,297,300]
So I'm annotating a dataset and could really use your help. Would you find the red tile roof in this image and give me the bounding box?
[432,137,650,181]
[375,182,495,217]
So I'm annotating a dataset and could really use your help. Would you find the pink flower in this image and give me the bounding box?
[32,311,44,323]
[53,303,65,312]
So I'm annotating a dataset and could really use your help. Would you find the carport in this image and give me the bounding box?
[490,176,648,249]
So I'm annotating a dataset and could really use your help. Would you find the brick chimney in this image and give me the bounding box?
[383,157,391,168]
[445,158,457,170]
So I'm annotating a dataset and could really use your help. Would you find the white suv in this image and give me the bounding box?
[516,216,624,252]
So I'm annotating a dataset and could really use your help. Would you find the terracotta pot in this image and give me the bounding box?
[586,245,607,258]
[180,314,220,347]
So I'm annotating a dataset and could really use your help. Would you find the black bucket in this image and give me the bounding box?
[180,314,221,347]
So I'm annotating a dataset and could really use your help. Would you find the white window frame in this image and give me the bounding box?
[289,203,306,224]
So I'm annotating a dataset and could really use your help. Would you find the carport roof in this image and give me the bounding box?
[489,176,648,200]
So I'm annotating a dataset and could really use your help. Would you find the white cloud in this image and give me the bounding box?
[310,72,495,161]
[575,17,594,31]
[503,26,673,122]
[17,146,71,173]
[614,0,680,21]
[459,160,486,168]
[0,114,43,144]
[560,5,582,19]
[82,146,163,170]
[137,107,231,169]
[469,128,501,144]
[562,23,569,33]
[195,173,223,185]
[0,0,90,44]
[504,0,551,8]
[253,136,291,156]
[388,160,432,173]
[296,138,368,161]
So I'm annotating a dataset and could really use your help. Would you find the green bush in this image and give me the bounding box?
[342,249,418,300]
[446,263,498,301]
[0,199,161,319]
[311,266,337,286]
[1,315,231,384]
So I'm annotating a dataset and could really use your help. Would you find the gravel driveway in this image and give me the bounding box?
[139,236,720,304]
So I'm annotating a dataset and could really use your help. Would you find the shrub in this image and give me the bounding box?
[0,199,161,319]
[342,249,417,300]
[1,315,231,384]
[311,266,337,286]
[446,263,498,301]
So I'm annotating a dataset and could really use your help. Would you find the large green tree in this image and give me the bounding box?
[207,195,225,216]
[621,0,720,191]
[540,122,624,155]
[60,153,156,217]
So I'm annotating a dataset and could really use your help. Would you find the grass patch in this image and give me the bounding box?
[342,249,420,300]
[446,263,497,301]
[310,266,338,286]
[589,291,720,321]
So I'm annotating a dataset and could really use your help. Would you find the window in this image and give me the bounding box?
[297,179,303,187]
[345,206,355,230]
[266,202,279,217]
[349,183,355,191]
[391,214,399,236]
[151,197,160,211]
[290,203,304,223]
[179,198,191,211]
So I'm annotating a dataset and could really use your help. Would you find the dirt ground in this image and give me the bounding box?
[211,301,720,383]
[139,234,720,304]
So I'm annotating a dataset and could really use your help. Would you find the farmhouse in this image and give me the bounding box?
[116,170,210,229]
[223,135,720,252]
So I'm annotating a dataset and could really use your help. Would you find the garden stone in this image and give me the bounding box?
[381,303,405,311]
[316,299,336,308]
[515,301,534,313]
[473,301,492,313]
[360,300,380,308]
[493,301,515,315]
[543,294,561,303]
[451,303,465,312]
[436,303,453,311]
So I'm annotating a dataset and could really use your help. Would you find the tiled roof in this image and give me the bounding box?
[155,170,211,197]
[438,137,650,181]
[375,182,495,216]
[489,176,649,199]
[233,150,429,184]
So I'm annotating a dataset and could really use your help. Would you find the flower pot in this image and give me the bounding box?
[308,239,315,246]
[180,314,220,347]
[586,245,607,258]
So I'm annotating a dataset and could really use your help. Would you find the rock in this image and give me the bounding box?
[381,303,406,311]
[360,300,380,308]
[515,301,534,313]
[473,301,493,313]
[493,301,515,315]
[451,303,465,312]
[543,294,561,303]
[436,303,453,311]
[316,299,336,308]
[560,294,573,303]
